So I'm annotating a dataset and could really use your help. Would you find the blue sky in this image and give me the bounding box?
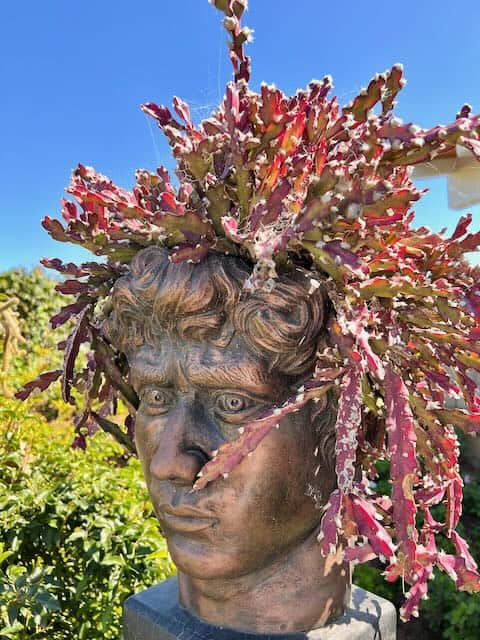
[1,0,479,272]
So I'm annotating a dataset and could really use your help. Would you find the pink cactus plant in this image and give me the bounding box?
[18,0,480,620]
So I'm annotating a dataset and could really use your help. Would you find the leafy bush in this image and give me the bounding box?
[0,267,76,416]
[0,398,174,639]
[0,268,65,346]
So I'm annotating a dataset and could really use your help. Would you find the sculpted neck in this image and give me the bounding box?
[177,527,350,635]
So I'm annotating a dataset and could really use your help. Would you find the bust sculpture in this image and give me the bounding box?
[103,246,348,633]
[18,0,480,634]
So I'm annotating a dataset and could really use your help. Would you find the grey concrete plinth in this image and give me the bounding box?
[123,577,396,640]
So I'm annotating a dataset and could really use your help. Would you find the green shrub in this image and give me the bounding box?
[0,399,174,639]
[0,268,69,402]
[0,268,64,346]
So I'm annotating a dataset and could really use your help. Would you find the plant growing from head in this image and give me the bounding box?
[17,0,480,620]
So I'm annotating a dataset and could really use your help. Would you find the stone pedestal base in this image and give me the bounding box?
[123,577,397,639]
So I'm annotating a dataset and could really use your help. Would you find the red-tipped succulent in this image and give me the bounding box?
[18,0,480,620]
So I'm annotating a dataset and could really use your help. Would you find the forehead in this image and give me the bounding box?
[128,335,287,397]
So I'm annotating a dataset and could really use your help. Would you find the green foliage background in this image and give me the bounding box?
[0,268,65,345]
[0,267,479,639]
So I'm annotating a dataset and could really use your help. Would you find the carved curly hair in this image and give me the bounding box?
[104,246,330,379]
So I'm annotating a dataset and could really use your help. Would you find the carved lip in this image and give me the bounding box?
[159,504,218,532]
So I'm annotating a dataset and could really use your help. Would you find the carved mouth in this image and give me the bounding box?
[159,504,218,533]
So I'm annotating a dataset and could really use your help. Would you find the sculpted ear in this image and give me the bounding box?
[310,387,337,485]
[311,392,330,422]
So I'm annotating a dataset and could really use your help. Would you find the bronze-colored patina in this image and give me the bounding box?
[105,246,349,634]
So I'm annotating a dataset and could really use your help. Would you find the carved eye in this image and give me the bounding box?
[140,387,172,414]
[217,393,248,413]
[214,392,258,419]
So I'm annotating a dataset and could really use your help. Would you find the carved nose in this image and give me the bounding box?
[149,400,211,486]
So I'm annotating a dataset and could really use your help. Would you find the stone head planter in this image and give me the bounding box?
[104,247,348,634]
[17,0,480,636]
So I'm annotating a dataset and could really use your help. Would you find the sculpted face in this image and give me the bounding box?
[106,247,347,633]
[129,333,332,580]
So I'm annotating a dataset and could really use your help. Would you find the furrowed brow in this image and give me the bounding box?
[129,364,170,389]
[187,363,277,397]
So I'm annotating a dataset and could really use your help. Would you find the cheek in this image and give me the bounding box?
[237,432,317,522]
[212,479,293,553]
[134,416,159,470]
[264,421,321,514]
